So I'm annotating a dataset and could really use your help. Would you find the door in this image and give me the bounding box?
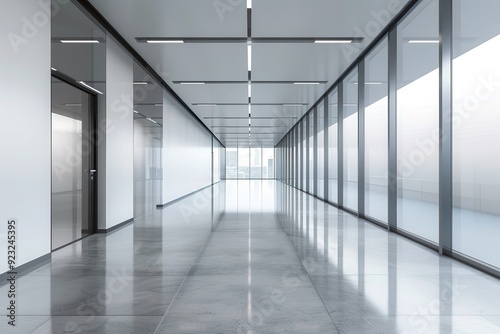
[51,76,96,250]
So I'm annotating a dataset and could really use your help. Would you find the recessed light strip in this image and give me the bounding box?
[146,40,184,44]
[408,39,439,44]
[293,82,321,85]
[314,39,353,44]
[60,39,100,44]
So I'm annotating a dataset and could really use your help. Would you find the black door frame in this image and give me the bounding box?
[51,72,98,250]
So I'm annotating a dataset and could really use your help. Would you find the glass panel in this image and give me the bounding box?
[226,148,238,178]
[396,0,439,242]
[263,148,275,179]
[328,89,339,203]
[51,77,94,249]
[250,147,262,179]
[309,111,315,194]
[343,69,359,212]
[52,0,106,93]
[365,38,389,223]
[317,101,325,199]
[133,62,163,218]
[239,147,250,178]
[452,0,500,267]
[302,120,308,191]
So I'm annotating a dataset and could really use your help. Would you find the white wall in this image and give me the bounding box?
[163,92,212,204]
[0,0,51,273]
[97,37,134,230]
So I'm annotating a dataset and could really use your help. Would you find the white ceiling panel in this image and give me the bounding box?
[86,0,412,147]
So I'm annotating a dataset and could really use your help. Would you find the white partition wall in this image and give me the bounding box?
[98,37,134,230]
[0,0,51,272]
[162,91,212,205]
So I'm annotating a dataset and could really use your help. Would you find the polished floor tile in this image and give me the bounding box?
[1,180,500,333]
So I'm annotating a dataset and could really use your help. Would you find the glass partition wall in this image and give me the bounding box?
[276,0,500,276]
[225,146,275,179]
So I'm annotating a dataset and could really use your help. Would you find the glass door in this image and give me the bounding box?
[51,76,96,250]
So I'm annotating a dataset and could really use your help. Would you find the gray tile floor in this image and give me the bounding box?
[2,180,500,333]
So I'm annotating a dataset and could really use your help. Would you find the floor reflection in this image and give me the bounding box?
[1,181,500,333]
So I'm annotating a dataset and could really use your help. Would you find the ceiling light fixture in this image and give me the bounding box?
[133,81,149,85]
[293,82,321,85]
[179,82,205,85]
[353,82,383,85]
[247,44,252,71]
[195,104,217,107]
[314,39,353,44]
[248,84,252,98]
[247,0,252,9]
[147,118,158,124]
[146,40,184,44]
[51,67,57,71]
[60,39,100,44]
[133,110,139,113]
[77,81,103,95]
[408,39,439,44]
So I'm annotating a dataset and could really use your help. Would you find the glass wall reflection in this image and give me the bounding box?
[396,0,439,243]
[364,38,389,224]
[452,0,500,267]
[51,78,94,249]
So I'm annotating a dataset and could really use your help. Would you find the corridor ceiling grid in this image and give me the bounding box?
[86,0,410,147]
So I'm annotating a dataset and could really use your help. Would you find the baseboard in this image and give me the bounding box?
[97,218,134,234]
[157,184,213,208]
[0,253,51,280]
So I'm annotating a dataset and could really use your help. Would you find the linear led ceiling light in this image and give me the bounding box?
[77,81,103,95]
[60,39,100,43]
[408,39,439,44]
[146,40,184,44]
[179,82,205,85]
[247,0,252,9]
[247,44,252,71]
[314,39,353,44]
[147,118,158,124]
[293,82,321,85]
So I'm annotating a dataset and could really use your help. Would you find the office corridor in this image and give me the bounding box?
[2,181,500,333]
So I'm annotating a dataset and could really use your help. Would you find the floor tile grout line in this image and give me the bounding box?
[152,222,218,334]
[274,210,342,334]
